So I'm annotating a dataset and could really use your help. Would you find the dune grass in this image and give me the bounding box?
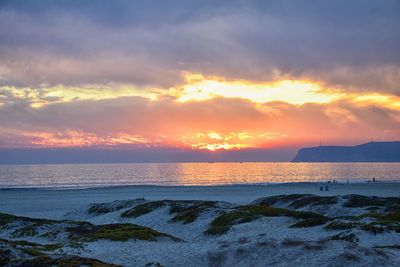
[121,201,167,218]
[169,201,217,224]
[324,221,357,231]
[206,205,328,235]
[330,232,359,243]
[256,194,337,209]
[67,223,181,242]
[290,217,329,228]
[0,238,120,267]
[343,195,400,208]
[88,199,142,215]
[289,195,337,209]
[18,255,121,267]
[121,200,218,224]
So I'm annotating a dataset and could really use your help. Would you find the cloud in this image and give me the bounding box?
[0,0,399,94]
[0,93,399,148]
[0,0,399,151]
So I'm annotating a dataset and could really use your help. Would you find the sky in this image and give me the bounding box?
[0,0,400,162]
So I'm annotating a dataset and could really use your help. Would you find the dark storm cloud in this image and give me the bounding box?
[0,0,399,93]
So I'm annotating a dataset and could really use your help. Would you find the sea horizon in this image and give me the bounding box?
[2,162,400,189]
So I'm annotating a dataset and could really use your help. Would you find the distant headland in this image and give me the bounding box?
[292,141,400,162]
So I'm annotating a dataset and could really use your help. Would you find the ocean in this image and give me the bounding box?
[1,162,400,189]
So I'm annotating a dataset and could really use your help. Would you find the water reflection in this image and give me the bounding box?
[0,162,399,188]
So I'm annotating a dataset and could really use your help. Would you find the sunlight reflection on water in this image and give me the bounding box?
[1,162,400,188]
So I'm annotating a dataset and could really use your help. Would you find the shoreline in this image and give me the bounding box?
[1,182,400,219]
[2,179,400,191]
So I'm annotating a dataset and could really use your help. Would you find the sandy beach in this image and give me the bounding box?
[1,182,400,217]
[1,182,400,266]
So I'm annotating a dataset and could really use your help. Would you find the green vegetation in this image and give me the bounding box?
[358,211,400,233]
[206,205,328,235]
[10,220,69,238]
[0,238,62,253]
[1,211,181,243]
[343,195,400,208]
[358,212,382,219]
[39,229,62,239]
[0,239,37,247]
[330,232,359,243]
[0,212,60,238]
[19,255,121,267]
[290,217,329,228]
[361,211,400,223]
[0,213,17,226]
[1,212,99,241]
[68,223,180,242]
[121,200,218,224]
[289,195,337,209]
[0,238,118,267]
[88,199,141,215]
[53,256,121,267]
[375,245,400,250]
[256,194,337,209]
[0,212,57,225]
[324,221,357,230]
[360,223,387,234]
[11,224,40,238]
[257,194,308,206]
[121,201,166,218]
[21,247,47,257]
[17,255,54,267]
[383,211,400,222]
[323,211,400,234]
[1,212,90,228]
[169,201,217,224]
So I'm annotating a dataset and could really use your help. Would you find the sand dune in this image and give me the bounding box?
[1,183,400,266]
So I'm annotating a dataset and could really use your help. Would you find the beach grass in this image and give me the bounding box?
[206,205,328,235]
[67,223,181,242]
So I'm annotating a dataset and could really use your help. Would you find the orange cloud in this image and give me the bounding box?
[179,131,286,151]
[18,131,151,148]
[173,73,340,104]
[1,73,400,150]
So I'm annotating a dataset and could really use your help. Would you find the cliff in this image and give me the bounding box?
[292,141,400,162]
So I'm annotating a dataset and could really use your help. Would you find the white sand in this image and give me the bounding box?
[1,182,399,218]
[1,182,400,267]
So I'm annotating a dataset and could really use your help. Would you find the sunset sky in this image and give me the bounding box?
[1,0,400,161]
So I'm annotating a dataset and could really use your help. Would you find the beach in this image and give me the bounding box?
[1,182,400,266]
[1,182,400,218]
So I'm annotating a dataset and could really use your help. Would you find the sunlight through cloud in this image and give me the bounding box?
[175,73,340,105]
